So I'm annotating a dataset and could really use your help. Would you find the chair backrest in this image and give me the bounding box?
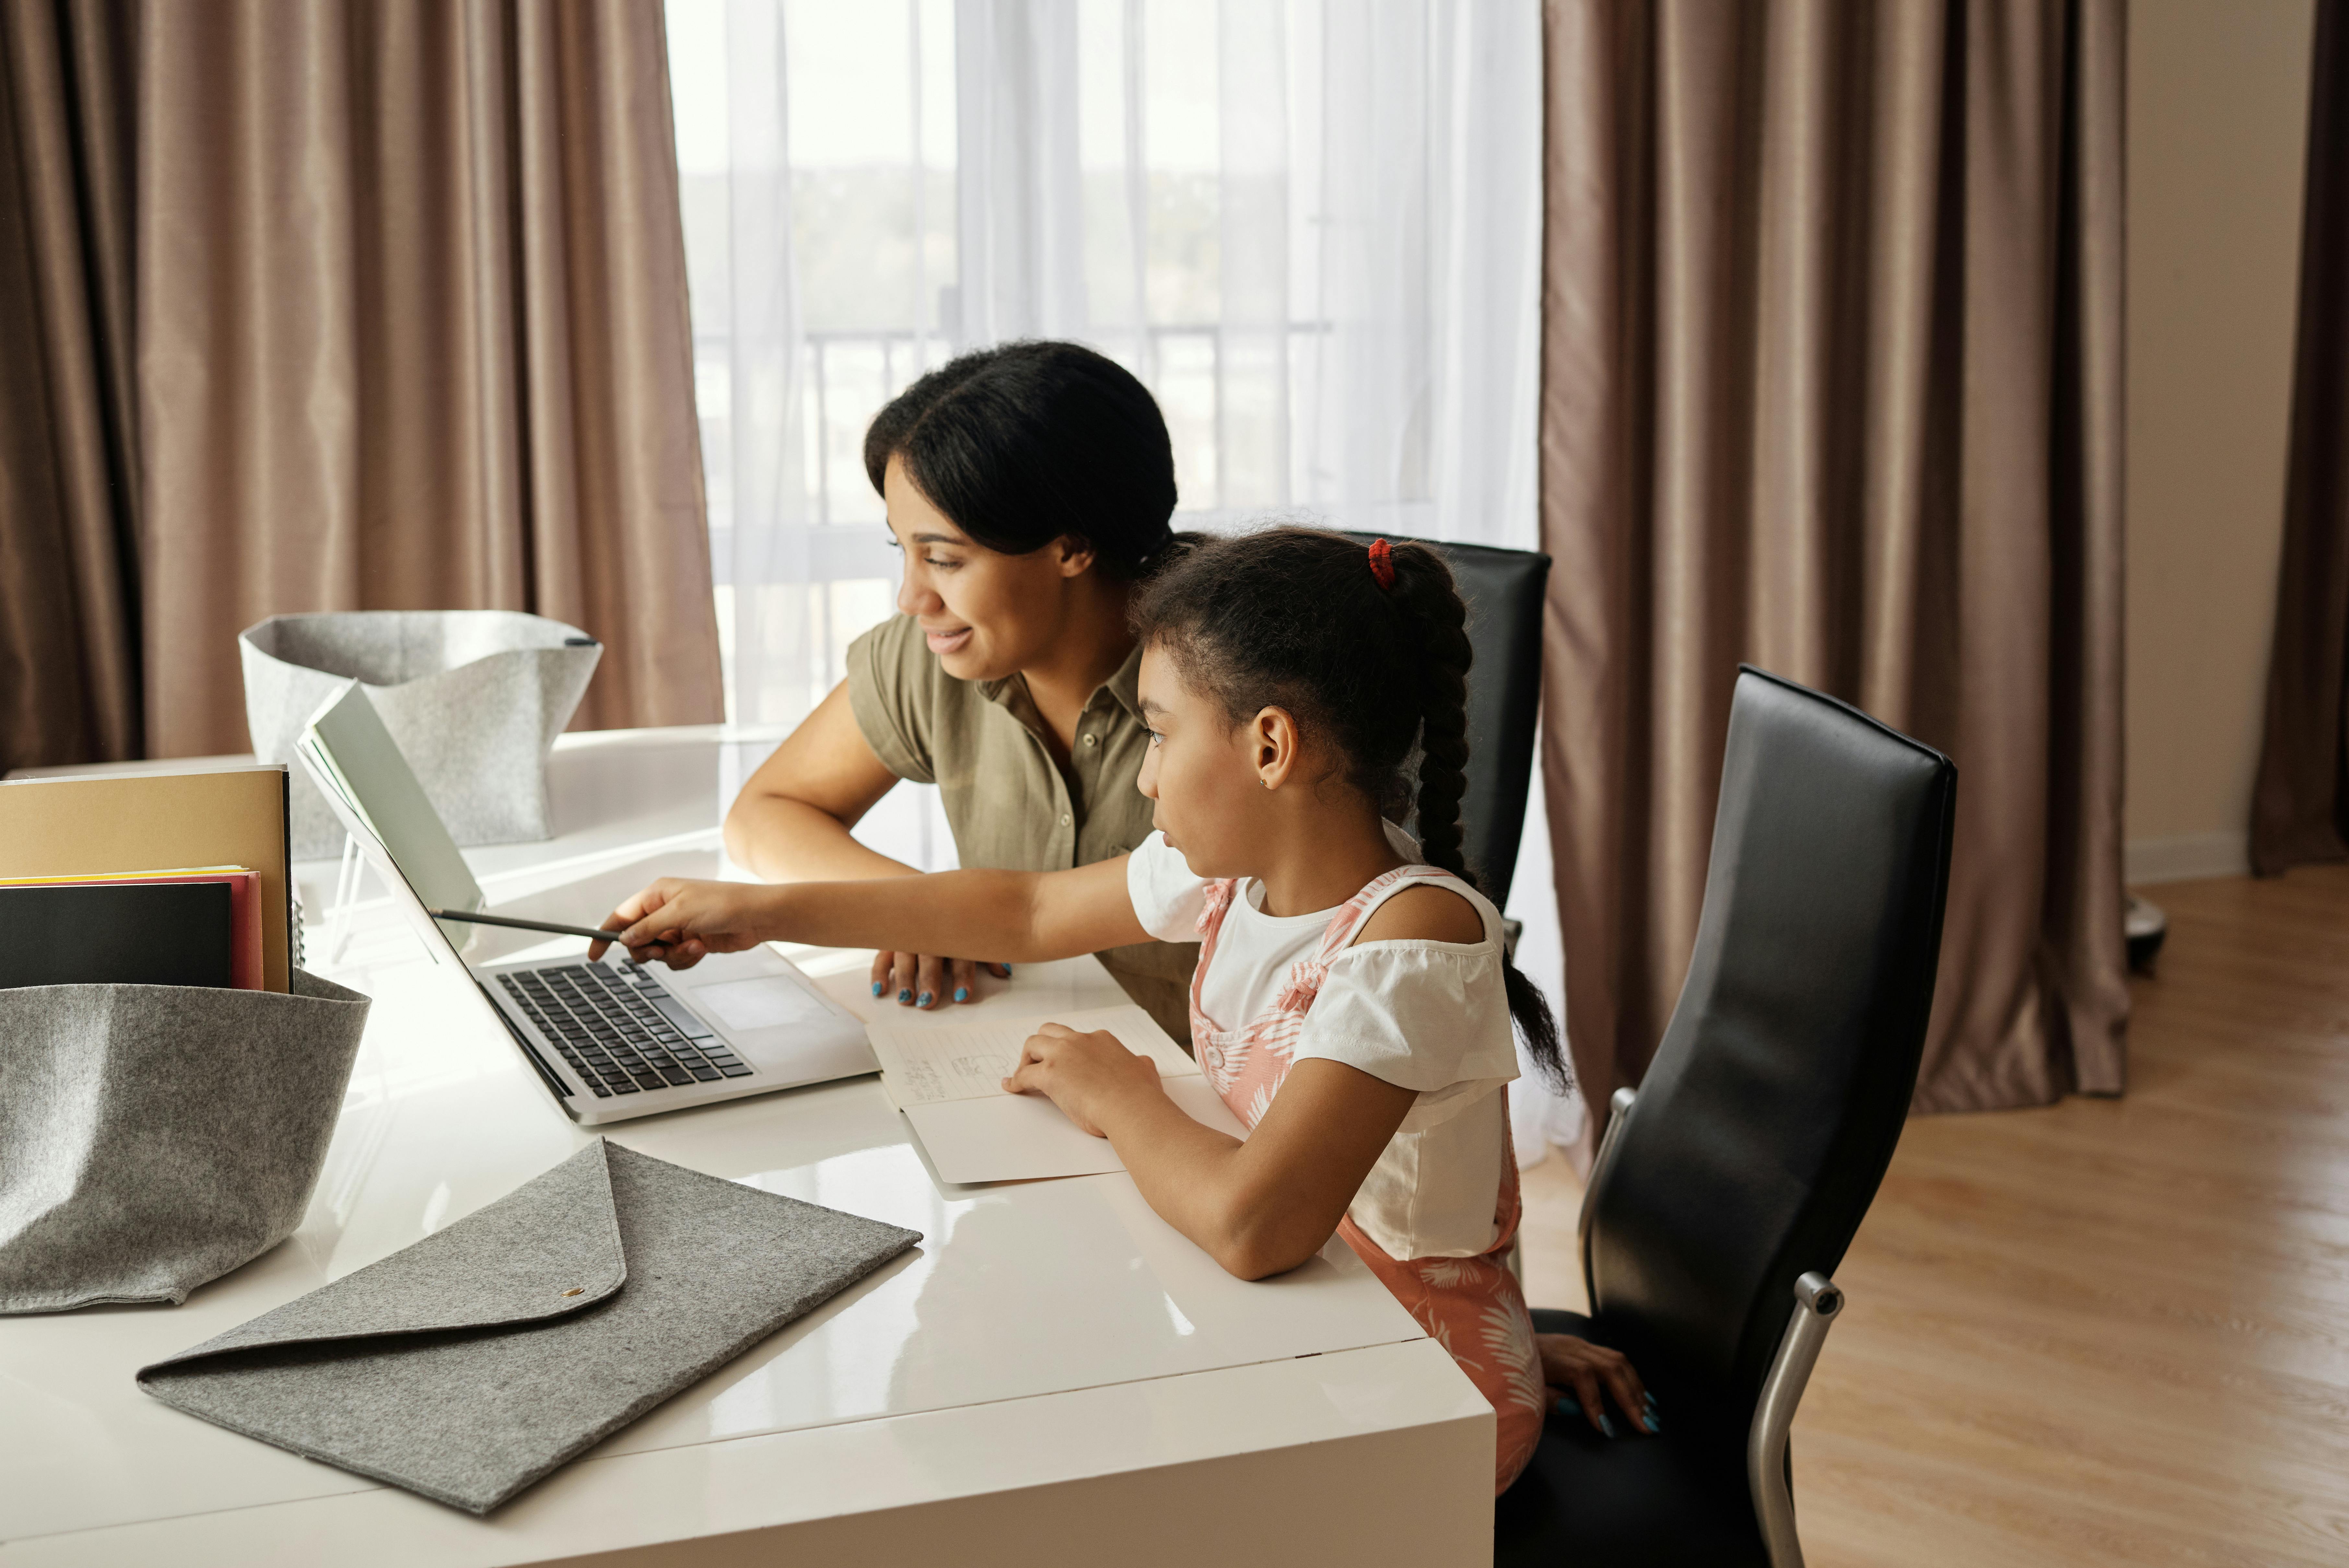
[1339,532,1550,908]
[1580,666,1956,1433]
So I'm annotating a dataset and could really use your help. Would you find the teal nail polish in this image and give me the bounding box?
[872,981,884,996]
[1555,1395,1580,1415]
[1642,1413,1660,1434]
[954,986,969,1002]
[1598,1413,1615,1439]
[917,991,933,1007]
[897,988,912,1003]
[1000,964,1013,975]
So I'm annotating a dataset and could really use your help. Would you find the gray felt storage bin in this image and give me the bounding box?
[0,972,372,1314]
[241,611,601,858]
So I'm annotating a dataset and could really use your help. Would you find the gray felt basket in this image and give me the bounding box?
[241,611,601,859]
[0,971,372,1314]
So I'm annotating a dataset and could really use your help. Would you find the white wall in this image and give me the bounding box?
[2125,0,2317,884]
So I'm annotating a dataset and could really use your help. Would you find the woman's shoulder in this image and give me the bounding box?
[847,613,942,699]
[846,615,960,782]
[847,612,983,722]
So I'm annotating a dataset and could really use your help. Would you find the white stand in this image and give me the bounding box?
[323,833,366,966]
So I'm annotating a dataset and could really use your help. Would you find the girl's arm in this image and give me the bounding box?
[1008,1033,1416,1280]
[1000,881,1481,1280]
[593,854,1147,970]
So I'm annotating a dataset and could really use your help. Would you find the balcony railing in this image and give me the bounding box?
[692,318,1342,585]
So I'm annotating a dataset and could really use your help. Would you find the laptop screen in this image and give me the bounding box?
[295,681,487,959]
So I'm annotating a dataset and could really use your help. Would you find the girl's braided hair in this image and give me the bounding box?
[1130,526,1569,1088]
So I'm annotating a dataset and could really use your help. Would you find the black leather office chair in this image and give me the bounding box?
[1340,532,1549,909]
[1494,667,1957,1568]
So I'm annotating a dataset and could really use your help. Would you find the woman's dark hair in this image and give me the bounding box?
[1131,527,1569,1090]
[864,340,1184,579]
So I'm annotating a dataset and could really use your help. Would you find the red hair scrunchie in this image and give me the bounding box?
[1367,536,1396,591]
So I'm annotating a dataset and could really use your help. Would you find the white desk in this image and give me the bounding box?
[0,728,1492,1566]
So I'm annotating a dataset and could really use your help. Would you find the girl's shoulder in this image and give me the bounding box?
[1353,880,1485,947]
[1342,866,1500,955]
[1296,871,1518,1095]
[1127,831,1218,943]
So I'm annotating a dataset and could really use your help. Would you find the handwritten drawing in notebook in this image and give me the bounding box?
[863,1004,1200,1110]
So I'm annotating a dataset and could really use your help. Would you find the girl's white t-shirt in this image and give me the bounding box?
[1124,827,1522,1260]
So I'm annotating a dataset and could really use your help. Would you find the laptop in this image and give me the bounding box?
[294,680,878,1124]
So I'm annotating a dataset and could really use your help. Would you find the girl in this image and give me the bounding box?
[598,527,1651,1493]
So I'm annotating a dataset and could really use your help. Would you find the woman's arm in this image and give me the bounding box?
[723,680,1005,1006]
[722,682,914,883]
[596,854,1149,970]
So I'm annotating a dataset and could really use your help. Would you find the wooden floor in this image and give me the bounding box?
[1515,864,2349,1567]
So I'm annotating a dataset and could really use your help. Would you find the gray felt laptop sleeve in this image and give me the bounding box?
[137,1139,923,1514]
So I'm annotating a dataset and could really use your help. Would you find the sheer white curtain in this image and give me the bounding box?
[948,0,1544,541]
[666,0,1579,1154]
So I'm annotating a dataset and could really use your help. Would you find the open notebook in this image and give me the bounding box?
[864,1002,1246,1184]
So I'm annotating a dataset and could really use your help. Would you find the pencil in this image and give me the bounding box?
[426,908,625,945]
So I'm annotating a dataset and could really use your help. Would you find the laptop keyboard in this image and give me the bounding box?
[497,961,754,1100]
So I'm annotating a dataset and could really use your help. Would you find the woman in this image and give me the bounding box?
[722,340,1198,1037]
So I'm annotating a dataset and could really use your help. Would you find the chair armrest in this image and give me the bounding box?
[1748,1271,1844,1568]
[1575,1087,1638,1302]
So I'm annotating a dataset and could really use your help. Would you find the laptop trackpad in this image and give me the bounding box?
[689,975,833,1033]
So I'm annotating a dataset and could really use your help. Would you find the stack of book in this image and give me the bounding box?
[0,869,263,990]
[0,768,294,992]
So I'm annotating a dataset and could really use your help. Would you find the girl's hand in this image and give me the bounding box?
[592,878,784,968]
[1002,1022,1165,1136]
[870,951,1013,1009]
[1537,1333,1654,1438]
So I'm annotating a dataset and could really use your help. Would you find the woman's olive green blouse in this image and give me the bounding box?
[846,613,1198,1039]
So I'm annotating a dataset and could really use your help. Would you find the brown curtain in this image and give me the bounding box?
[1539,0,2127,1119]
[2251,0,2349,877]
[0,0,142,773]
[2,0,722,766]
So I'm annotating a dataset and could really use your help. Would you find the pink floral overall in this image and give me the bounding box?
[1190,865,1549,1494]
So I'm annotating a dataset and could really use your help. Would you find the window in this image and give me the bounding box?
[669,0,1573,1144]
[666,0,1541,729]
